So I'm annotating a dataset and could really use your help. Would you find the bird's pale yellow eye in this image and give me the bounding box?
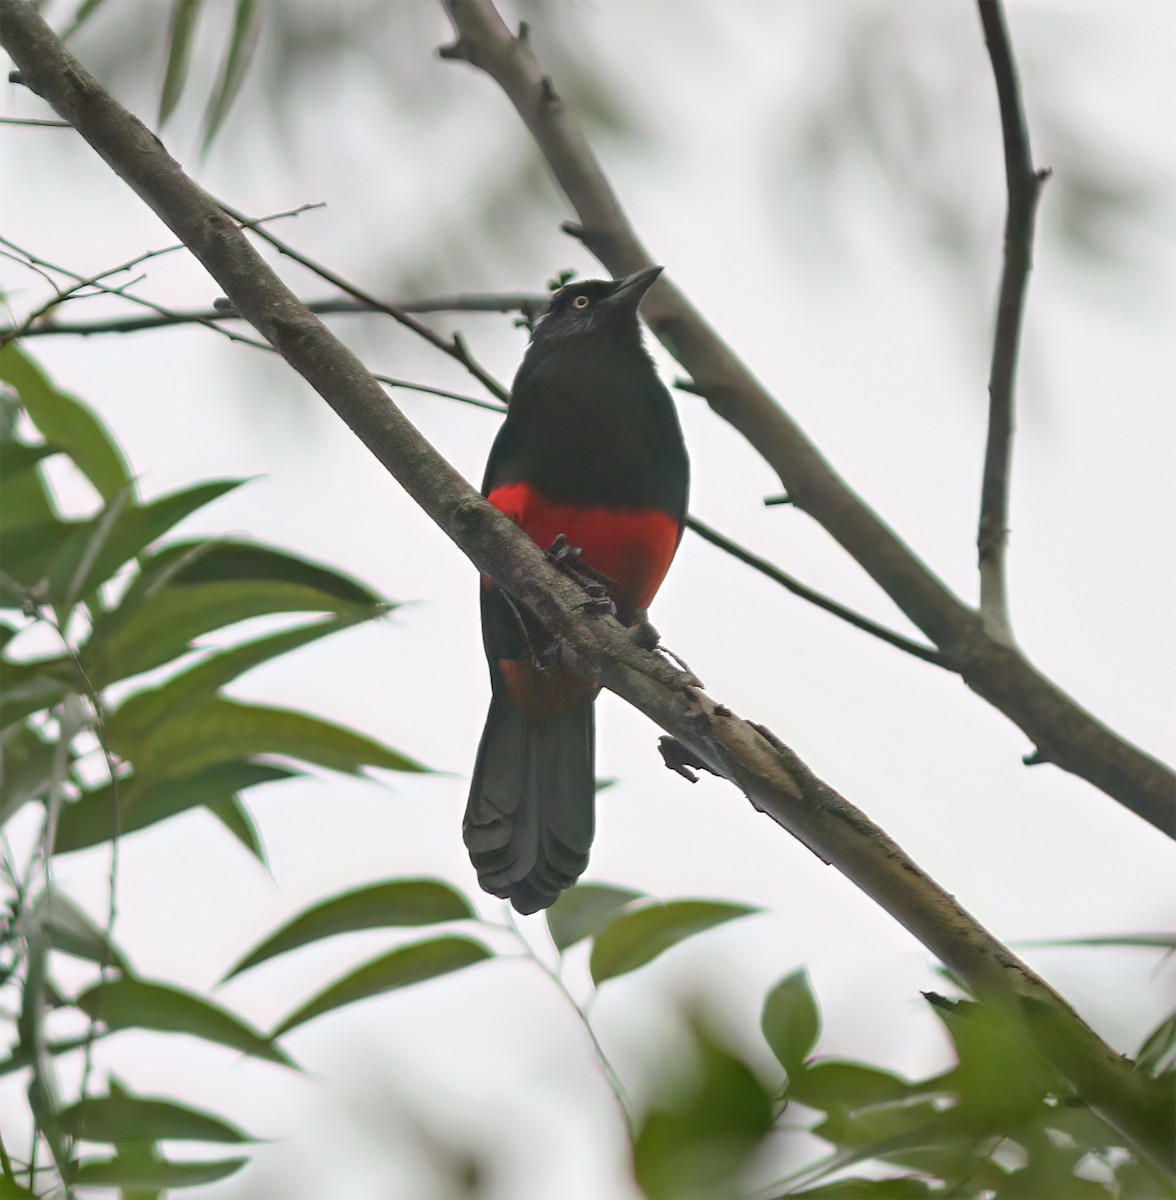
[572,295,590,310]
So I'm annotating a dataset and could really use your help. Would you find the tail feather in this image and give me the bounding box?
[464,691,595,914]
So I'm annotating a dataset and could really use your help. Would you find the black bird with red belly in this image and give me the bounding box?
[464,265,690,914]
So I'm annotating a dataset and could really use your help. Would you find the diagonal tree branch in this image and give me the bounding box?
[3,1,1171,1170]
[975,0,1049,641]
[438,0,1173,837]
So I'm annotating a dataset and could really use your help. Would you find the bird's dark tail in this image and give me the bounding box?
[464,691,595,915]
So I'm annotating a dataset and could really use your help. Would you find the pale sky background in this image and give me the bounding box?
[2,2,1174,1197]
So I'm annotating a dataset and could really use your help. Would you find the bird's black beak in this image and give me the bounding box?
[602,265,663,314]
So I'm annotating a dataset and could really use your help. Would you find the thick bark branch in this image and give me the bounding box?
[975,0,1048,639]
[438,0,1173,838]
[2,0,1171,1170]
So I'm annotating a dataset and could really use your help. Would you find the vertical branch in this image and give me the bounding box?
[976,0,1049,640]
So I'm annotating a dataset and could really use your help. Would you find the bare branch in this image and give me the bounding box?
[0,292,550,340]
[439,0,1174,836]
[685,515,951,669]
[976,0,1050,640]
[3,1,1170,1167]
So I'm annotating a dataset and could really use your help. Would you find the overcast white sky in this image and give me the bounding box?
[2,2,1174,1196]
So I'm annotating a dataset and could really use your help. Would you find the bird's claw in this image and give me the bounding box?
[546,534,617,616]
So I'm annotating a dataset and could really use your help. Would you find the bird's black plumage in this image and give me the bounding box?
[464,266,689,914]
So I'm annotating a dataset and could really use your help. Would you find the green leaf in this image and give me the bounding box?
[0,521,75,600]
[544,882,643,952]
[206,794,267,866]
[201,0,262,153]
[23,889,129,971]
[0,723,59,825]
[74,976,295,1068]
[72,1155,248,1189]
[0,343,131,502]
[589,900,758,985]
[60,0,111,42]
[85,538,386,685]
[0,439,59,480]
[224,880,475,981]
[0,668,72,729]
[788,1061,911,1116]
[762,968,821,1076]
[109,614,375,744]
[634,1021,774,1200]
[786,1179,934,1199]
[158,0,203,127]
[113,695,427,786]
[59,1092,254,1144]
[274,936,492,1036]
[54,760,296,854]
[45,480,243,609]
[1136,1011,1176,1077]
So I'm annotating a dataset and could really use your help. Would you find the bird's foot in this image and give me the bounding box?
[546,534,616,615]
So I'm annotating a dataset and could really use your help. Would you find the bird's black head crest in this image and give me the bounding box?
[529,265,663,345]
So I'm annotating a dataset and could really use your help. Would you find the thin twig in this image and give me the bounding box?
[2,238,507,412]
[1,291,551,339]
[686,516,952,669]
[216,198,511,404]
[502,907,634,1135]
[975,0,1049,640]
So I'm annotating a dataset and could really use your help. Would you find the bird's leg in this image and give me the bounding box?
[545,533,616,616]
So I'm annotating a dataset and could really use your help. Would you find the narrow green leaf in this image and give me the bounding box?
[224,881,475,981]
[0,724,59,825]
[55,482,132,613]
[0,520,75,599]
[206,794,267,866]
[85,538,387,685]
[45,480,244,608]
[158,0,203,126]
[110,614,375,745]
[54,760,296,855]
[0,343,132,501]
[0,440,59,480]
[0,671,71,729]
[1017,933,1176,951]
[115,695,427,785]
[1136,1011,1176,1078]
[589,900,758,985]
[72,1155,248,1189]
[74,976,296,1068]
[762,968,821,1075]
[58,1093,255,1144]
[545,882,643,952]
[274,936,492,1036]
[786,1178,934,1199]
[60,0,111,42]
[23,889,129,971]
[201,0,262,153]
[787,1060,910,1116]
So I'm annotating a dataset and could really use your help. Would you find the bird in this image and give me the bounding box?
[464,265,690,915]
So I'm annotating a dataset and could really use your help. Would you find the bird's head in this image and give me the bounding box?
[528,265,663,346]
